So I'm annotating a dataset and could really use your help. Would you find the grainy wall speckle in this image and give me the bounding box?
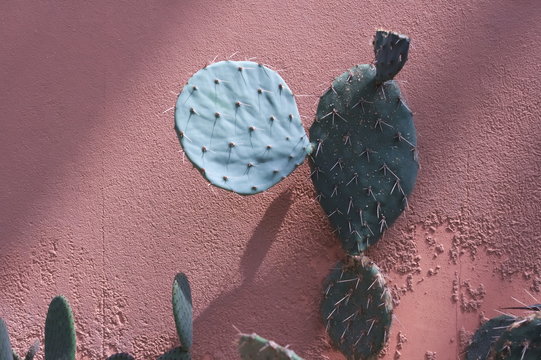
[1,1,540,359]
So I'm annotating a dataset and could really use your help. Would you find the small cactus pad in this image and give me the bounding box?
[0,319,13,360]
[156,347,190,360]
[44,296,76,360]
[321,256,392,359]
[310,31,418,254]
[172,273,193,350]
[106,353,135,360]
[174,60,310,195]
[467,315,516,360]
[238,333,304,360]
[23,340,39,360]
[488,313,541,359]
[373,30,410,84]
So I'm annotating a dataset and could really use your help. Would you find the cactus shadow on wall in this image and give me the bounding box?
[193,189,319,356]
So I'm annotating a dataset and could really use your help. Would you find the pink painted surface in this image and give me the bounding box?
[1,1,540,359]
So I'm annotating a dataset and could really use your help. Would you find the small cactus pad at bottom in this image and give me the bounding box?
[44,296,76,360]
[23,340,39,360]
[175,60,310,195]
[0,319,13,360]
[106,353,135,360]
[156,347,190,360]
[488,313,541,359]
[321,256,393,360]
[466,315,516,360]
[238,333,304,360]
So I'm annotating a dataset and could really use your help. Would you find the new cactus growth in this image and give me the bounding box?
[321,255,392,360]
[466,315,516,360]
[44,296,76,360]
[487,313,541,360]
[172,273,193,351]
[309,30,418,254]
[0,319,39,360]
[175,60,310,195]
[238,333,304,360]
[0,319,12,360]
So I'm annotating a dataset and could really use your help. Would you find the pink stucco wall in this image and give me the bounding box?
[1,1,540,359]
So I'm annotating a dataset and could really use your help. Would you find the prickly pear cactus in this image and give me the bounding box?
[309,30,418,254]
[488,313,541,360]
[156,347,190,360]
[44,296,76,360]
[0,319,13,360]
[467,315,516,360]
[238,333,304,360]
[321,255,392,359]
[23,341,39,360]
[106,353,135,360]
[175,60,310,195]
[172,273,193,351]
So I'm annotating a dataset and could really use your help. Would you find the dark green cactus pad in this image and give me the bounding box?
[309,31,418,254]
[0,319,13,360]
[44,296,76,360]
[175,60,310,195]
[321,256,392,360]
[172,273,193,350]
[23,340,39,360]
[373,30,410,84]
[106,353,135,360]
[156,347,190,360]
[238,333,304,360]
[488,313,541,359]
[467,315,516,360]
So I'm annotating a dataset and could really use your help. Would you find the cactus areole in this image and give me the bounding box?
[309,30,418,254]
[175,60,310,195]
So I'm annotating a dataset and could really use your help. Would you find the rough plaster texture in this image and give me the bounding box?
[0,1,540,359]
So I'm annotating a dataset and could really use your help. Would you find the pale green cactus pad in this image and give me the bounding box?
[175,60,310,195]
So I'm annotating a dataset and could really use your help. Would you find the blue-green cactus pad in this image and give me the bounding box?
[106,353,134,360]
[172,273,193,350]
[44,296,76,360]
[175,60,310,195]
[310,62,417,254]
[0,319,13,360]
[321,256,392,359]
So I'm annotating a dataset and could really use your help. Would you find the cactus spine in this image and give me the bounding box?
[238,333,304,360]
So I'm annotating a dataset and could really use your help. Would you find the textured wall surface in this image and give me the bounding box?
[1,1,540,359]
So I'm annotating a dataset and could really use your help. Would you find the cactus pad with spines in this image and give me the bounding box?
[0,319,13,360]
[172,273,193,350]
[466,315,516,360]
[321,255,392,359]
[156,347,191,360]
[175,60,310,195]
[238,333,304,360]
[44,296,76,360]
[310,30,418,254]
[488,313,541,359]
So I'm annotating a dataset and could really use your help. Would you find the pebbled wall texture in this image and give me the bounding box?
[1,1,540,359]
